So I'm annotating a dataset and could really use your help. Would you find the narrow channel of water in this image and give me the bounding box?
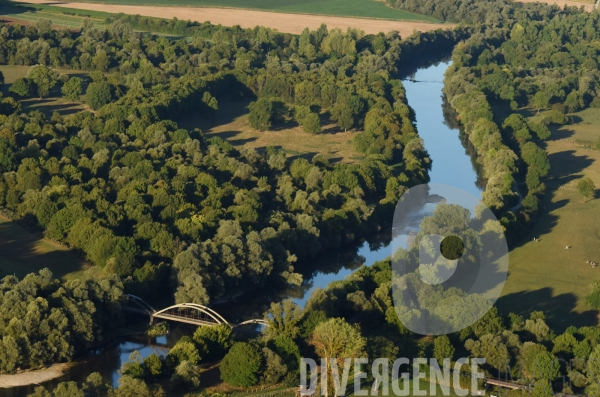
[6,60,483,397]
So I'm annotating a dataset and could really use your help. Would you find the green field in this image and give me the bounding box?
[0,65,91,116]
[498,107,600,330]
[51,0,439,22]
[0,217,89,280]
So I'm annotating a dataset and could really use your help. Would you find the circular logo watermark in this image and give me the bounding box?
[391,183,509,335]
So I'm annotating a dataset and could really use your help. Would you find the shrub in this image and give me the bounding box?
[220,342,262,387]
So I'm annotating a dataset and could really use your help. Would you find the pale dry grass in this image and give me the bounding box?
[179,100,363,163]
[14,0,453,36]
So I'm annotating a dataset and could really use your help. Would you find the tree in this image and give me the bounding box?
[62,77,83,102]
[310,318,366,396]
[264,299,303,340]
[220,342,262,387]
[433,335,455,363]
[331,104,353,131]
[171,361,201,391]
[248,98,272,131]
[9,78,32,97]
[302,112,322,134]
[166,340,200,367]
[86,82,112,110]
[193,324,233,361]
[577,177,595,202]
[586,281,600,309]
[27,65,58,98]
[262,347,288,385]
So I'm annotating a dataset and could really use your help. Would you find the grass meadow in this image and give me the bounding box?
[0,217,89,280]
[37,0,439,22]
[179,99,364,163]
[498,107,600,330]
[1,65,91,116]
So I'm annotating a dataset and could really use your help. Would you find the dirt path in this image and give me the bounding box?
[14,0,453,36]
[0,363,71,388]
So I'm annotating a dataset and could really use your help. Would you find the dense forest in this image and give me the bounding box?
[0,19,460,308]
[2,0,600,394]
[0,15,472,375]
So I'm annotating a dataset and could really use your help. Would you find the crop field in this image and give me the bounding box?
[179,99,363,163]
[0,65,90,116]
[18,0,439,22]
[0,217,89,280]
[12,0,452,36]
[1,2,109,30]
[498,108,600,330]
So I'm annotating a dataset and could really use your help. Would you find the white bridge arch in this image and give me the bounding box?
[124,294,267,328]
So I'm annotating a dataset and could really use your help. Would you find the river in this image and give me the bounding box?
[5,61,483,397]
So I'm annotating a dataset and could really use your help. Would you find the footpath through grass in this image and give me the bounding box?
[48,0,439,22]
[498,107,600,330]
[0,217,89,280]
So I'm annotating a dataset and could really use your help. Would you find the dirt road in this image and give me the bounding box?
[14,0,453,36]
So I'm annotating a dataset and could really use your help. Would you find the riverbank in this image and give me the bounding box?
[0,363,73,388]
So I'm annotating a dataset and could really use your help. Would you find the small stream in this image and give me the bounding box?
[5,60,483,397]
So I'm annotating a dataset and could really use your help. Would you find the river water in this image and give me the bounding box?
[6,61,482,397]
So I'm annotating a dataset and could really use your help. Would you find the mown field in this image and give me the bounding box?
[36,0,440,22]
[179,99,363,163]
[498,107,600,330]
[0,65,90,116]
[0,217,89,279]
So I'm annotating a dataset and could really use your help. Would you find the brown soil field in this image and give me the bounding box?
[14,0,453,36]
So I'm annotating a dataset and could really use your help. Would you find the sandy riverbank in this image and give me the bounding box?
[0,363,71,388]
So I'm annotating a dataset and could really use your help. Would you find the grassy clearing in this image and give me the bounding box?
[0,65,91,116]
[179,99,363,163]
[498,107,600,330]
[46,0,439,22]
[0,217,89,280]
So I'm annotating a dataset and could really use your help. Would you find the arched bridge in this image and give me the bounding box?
[124,294,268,329]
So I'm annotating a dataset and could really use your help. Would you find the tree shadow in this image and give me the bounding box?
[547,150,594,183]
[496,288,598,331]
[0,220,88,280]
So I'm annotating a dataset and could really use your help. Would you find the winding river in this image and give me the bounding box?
[5,61,483,397]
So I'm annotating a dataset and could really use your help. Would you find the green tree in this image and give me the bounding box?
[248,98,273,131]
[586,281,600,309]
[302,112,322,134]
[262,347,287,385]
[86,82,112,110]
[167,340,200,367]
[433,335,455,363]
[27,65,58,98]
[62,77,83,102]
[193,324,233,361]
[264,299,303,340]
[9,78,32,98]
[577,177,595,202]
[171,361,201,391]
[220,342,262,387]
[310,318,366,397]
